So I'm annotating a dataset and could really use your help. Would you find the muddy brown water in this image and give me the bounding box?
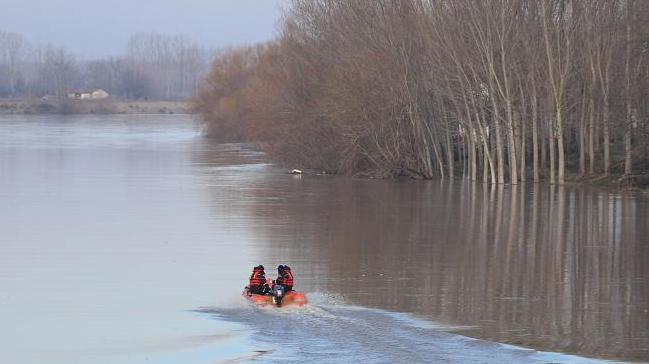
[1,115,647,363]
[194,133,649,362]
[247,178,649,361]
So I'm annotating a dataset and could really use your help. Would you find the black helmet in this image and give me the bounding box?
[259,265,265,270]
[277,265,285,272]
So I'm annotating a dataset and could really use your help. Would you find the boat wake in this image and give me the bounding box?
[194,293,615,364]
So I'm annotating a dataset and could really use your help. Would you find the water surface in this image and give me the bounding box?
[1,115,646,363]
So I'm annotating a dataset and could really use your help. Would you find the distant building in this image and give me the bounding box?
[91,89,109,99]
[67,91,89,100]
[67,89,110,100]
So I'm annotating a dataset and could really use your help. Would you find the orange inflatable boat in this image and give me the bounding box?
[242,285,307,308]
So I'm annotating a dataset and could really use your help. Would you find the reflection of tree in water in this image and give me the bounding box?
[224,172,648,361]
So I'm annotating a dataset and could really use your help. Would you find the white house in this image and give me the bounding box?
[67,89,110,100]
[91,89,109,99]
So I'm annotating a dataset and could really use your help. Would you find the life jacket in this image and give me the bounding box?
[282,268,294,287]
[249,268,265,286]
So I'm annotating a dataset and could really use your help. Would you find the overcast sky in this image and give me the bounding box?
[0,0,286,59]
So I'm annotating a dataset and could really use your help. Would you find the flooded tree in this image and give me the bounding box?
[194,0,649,184]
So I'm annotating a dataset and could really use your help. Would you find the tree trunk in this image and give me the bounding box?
[588,93,595,175]
[422,115,445,179]
[520,113,526,182]
[532,81,540,182]
[603,97,610,176]
[446,126,455,179]
[492,98,505,184]
[477,110,497,184]
[518,78,527,182]
[578,88,587,177]
[624,0,633,175]
[549,118,556,184]
[624,109,632,175]
[540,123,547,177]
[506,100,518,184]
[468,127,477,181]
[481,141,489,182]
[439,97,455,179]
[556,108,566,185]
[462,134,467,179]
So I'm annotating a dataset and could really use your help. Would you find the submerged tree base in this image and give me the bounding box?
[575,173,649,192]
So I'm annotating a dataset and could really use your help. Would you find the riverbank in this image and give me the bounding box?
[575,173,649,193]
[0,98,191,115]
[276,163,649,193]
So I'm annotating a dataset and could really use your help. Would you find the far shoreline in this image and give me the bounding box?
[0,98,192,115]
[3,106,646,192]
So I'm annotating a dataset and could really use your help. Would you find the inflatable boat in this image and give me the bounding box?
[242,284,307,308]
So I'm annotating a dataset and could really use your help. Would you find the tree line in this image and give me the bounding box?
[194,0,649,183]
[0,31,212,100]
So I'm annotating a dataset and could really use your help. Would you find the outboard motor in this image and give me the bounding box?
[272,284,285,307]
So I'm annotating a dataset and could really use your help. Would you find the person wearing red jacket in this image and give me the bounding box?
[275,265,294,292]
[248,265,268,295]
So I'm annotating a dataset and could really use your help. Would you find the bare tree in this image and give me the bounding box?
[34,45,79,98]
[193,0,649,183]
[0,31,26,97]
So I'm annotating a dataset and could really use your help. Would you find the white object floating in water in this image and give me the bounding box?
[290,169,303,175]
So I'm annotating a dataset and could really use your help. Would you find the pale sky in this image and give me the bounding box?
[0,0,286,59]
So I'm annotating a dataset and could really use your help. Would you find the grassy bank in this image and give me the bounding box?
[0,98,191,115]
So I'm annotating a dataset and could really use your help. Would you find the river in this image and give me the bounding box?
[0,115,647,363]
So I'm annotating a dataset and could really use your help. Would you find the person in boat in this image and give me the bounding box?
[275,265,294,292]
[248,265,269,295]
